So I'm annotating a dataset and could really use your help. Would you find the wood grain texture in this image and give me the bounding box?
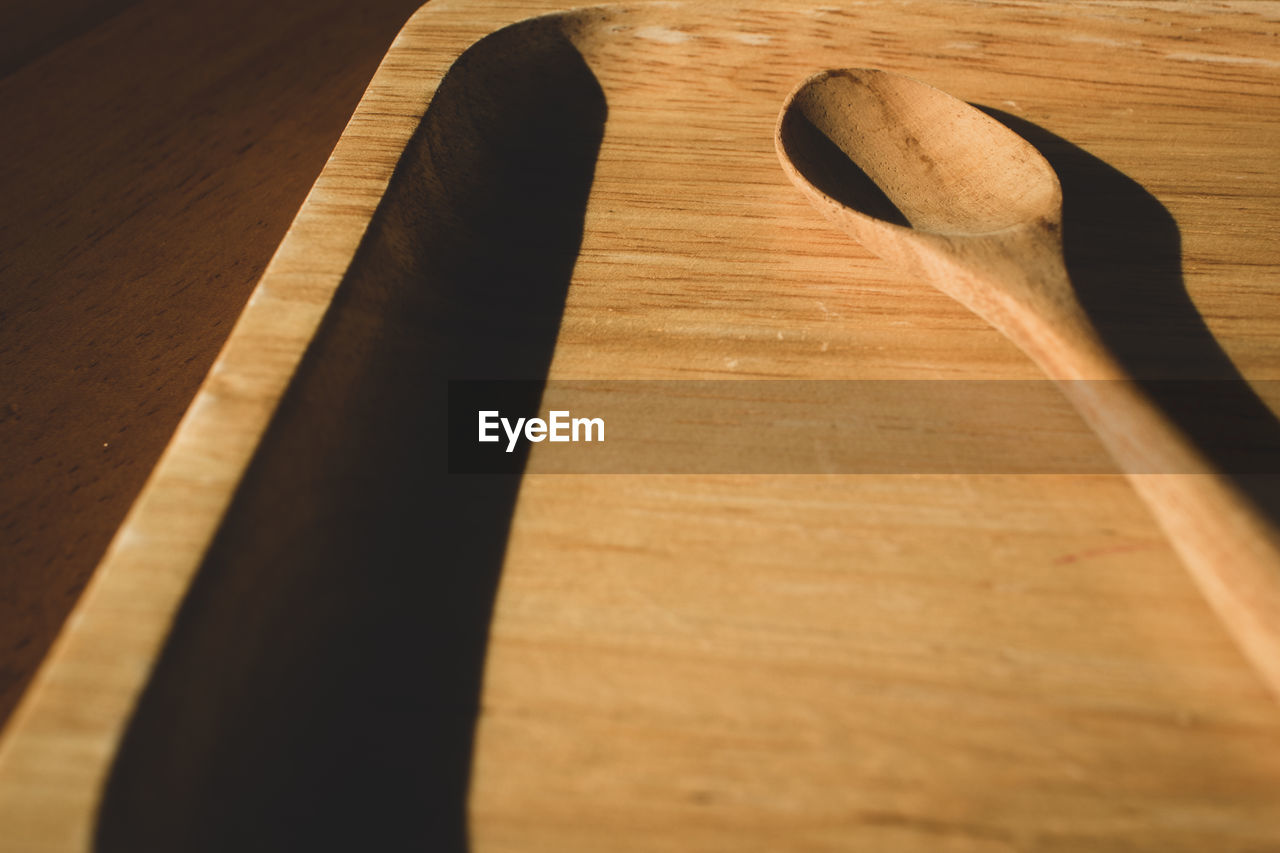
[0,0,425,725]
[2,0,1280,850]
[0,0,137,78]
[777,67,1280,701]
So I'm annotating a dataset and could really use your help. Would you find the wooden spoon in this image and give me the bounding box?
[776,68,1280,701]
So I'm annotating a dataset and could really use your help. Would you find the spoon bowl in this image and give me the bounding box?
[778,69,1059,237]
[776,67,1280,703]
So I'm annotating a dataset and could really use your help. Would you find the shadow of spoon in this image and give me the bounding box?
[776,68,1280,701]
[976,106,1280,506]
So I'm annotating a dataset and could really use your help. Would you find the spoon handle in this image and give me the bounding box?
[1061,368,1280,698]
[988,249,1280,700]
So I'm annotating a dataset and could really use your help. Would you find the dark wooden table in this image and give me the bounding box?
[0,0,425,725]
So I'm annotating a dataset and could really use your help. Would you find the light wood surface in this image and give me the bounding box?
[3,0,1280,850]
[778,68,1280,700]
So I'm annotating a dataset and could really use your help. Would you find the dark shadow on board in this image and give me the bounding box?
[977,107,1280,519]
[784,103,1280,505]
[96,19,606,853]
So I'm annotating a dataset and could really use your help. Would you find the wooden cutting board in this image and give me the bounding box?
[2,1,1279,849]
